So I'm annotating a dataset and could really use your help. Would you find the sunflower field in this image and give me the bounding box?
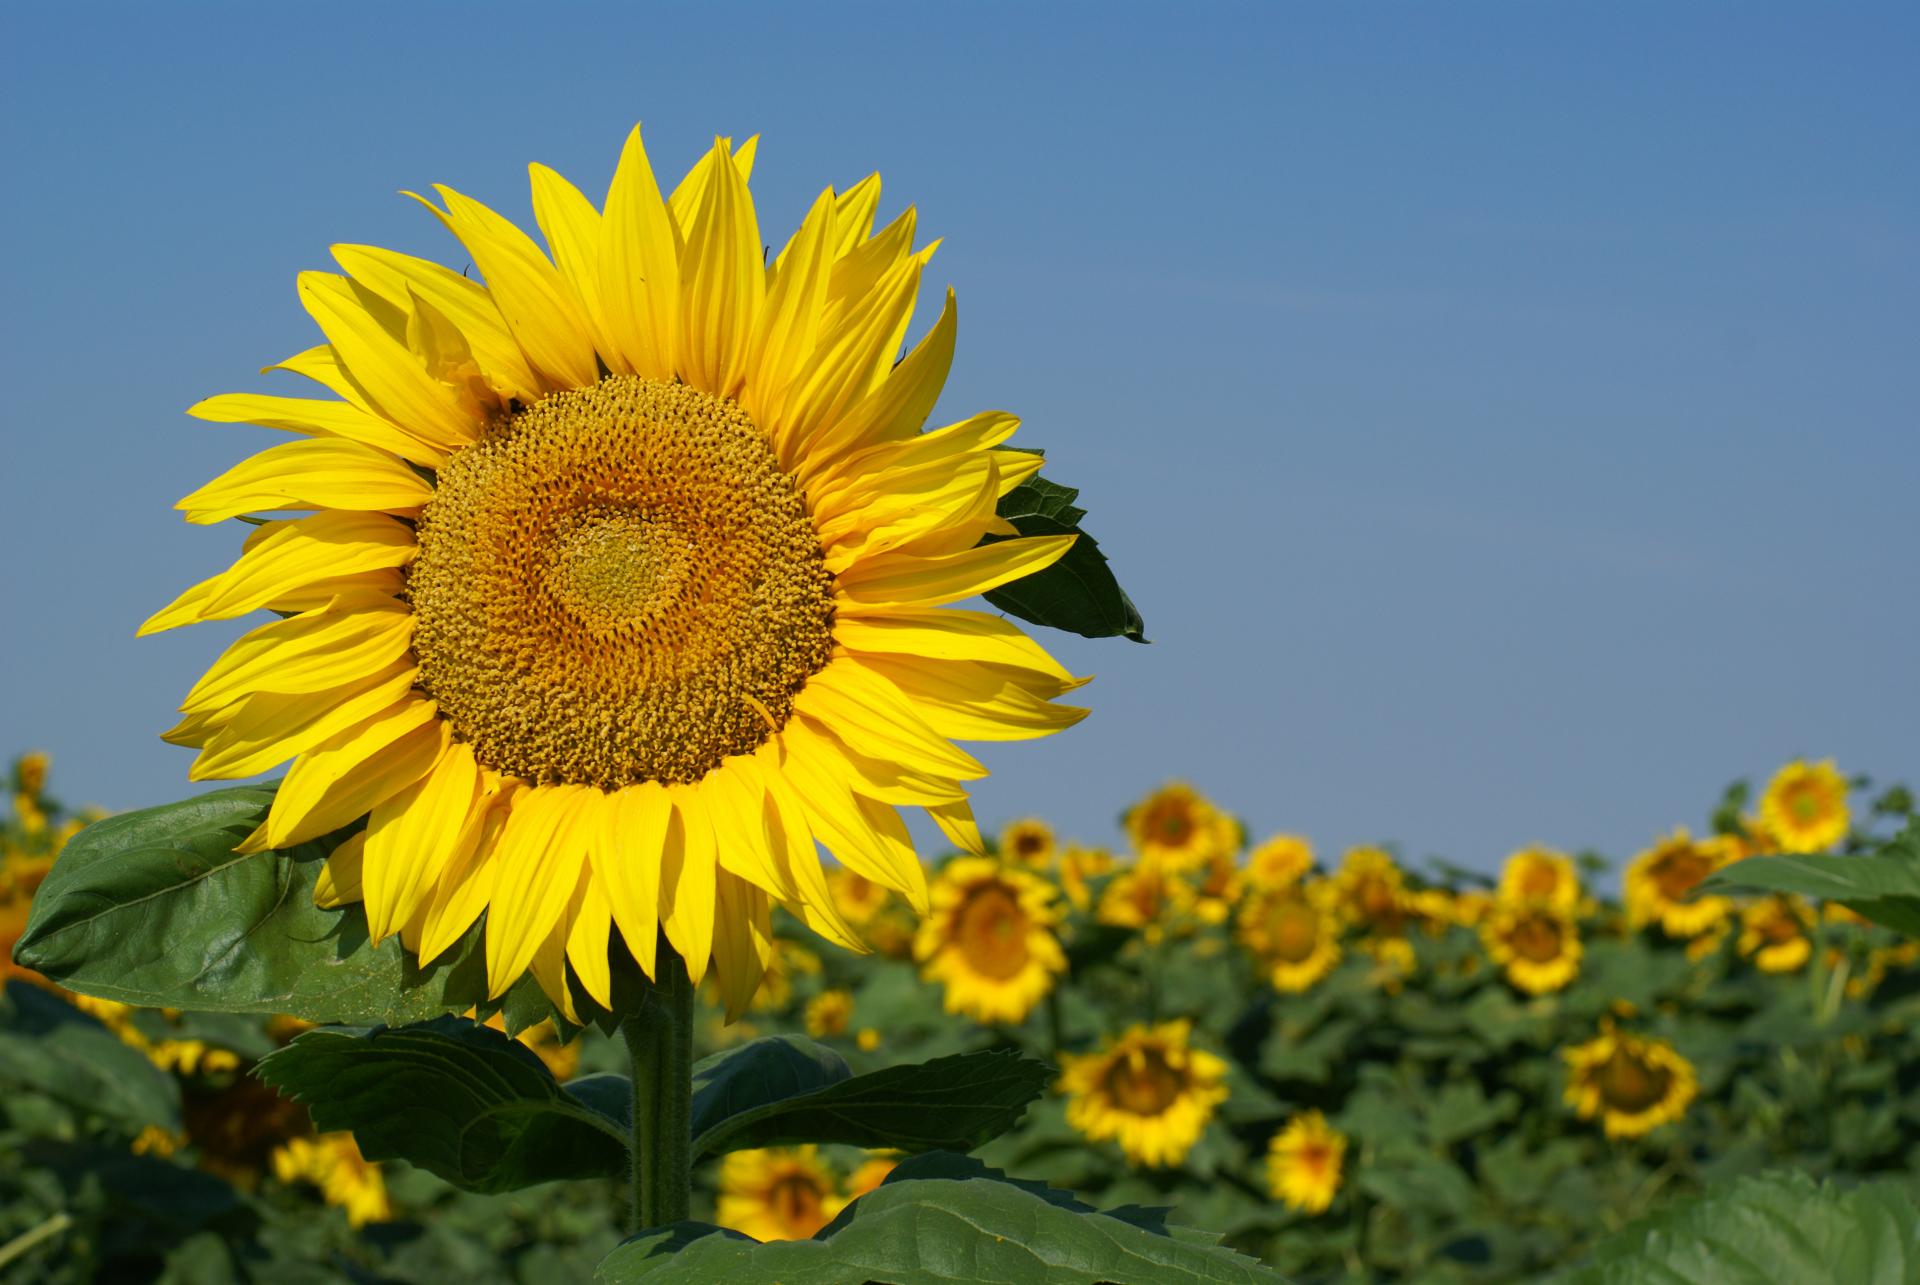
[7,749,1919,1283]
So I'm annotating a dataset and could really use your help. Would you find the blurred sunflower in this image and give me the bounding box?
[1331,846,1405,930]
[845,1153,899,1199]
[144,127,1091,1021]
[1480,899,1582,995]
[1058,1020,1229,1168]
[998,817,1056,870]
[1760,759,1850,853]
[914,857,1064,1024]
[1449,888,1493,929]
[1245,834,1314,891]
[1236,882,1341,993]
[1563,1024,1697,1139]
[1096,863,1195,943]
[1265,1111,1346,1214]
[1624,829,1731,939]
[1495,846,1581,912]
[803,988,853,1038]
[1057,843,1116,911]
[747,938,822,1014]
[271,1132,392,1227]
[1738,895,1814,974]
[1191,849,1244,925]
[1124,783,1237,873]
[715,1146,845,1241]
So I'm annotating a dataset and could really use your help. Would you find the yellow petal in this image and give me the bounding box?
[800,287,956,475]
[238,702,445,853]
[259,568,406,615]
[362,740,482,944]
[677,137,764,398]
[728,754,861,952]
[857,654,1091,742]
[568,876,615,1011]
[593,782,671,981]
[791,661,985,781]
[264,344,385,420]
[313,831,368,908]
[776,252,925,466]
[817,455,998,572]
[599,125,680,382]
[666,134,755,230]
[180,595,412,714]
[711,871,771,1023]
[794,719,967,808]
[927,797,987,857]
[175,438,433,525]
[824,207,918,327]
[418,785,515,965]
[832,607,1080,688]
[699,756,796,901]
[661,782,719,986]
[530,873,586,1025]
[188,392,442,465]
[484,785,593,998]
[829,174,882,259]
[297,272,476,454]
[528,162,619,367]
[331,243,543,400]
[833,534,1075,607]
[141,513,414,636]
[762,729,928,915]
[742,187,835,425]
[189,662,418,781]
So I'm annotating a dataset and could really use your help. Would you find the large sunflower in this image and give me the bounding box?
[144,128,1091,1019]
[1058,1020,1230,1169]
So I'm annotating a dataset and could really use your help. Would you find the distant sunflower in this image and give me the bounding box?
[1738,895,1814,974]
[1496,846,1581,913]
[1265,1111,1347,1214]
[1096,863,1195,942]
[803,988,854,1038]
[1624,829,1731,939]
[1236,882,1342,993]
[1246,834,1314,891]
[1480,899,1582,995]
[271,1133,392,1227]
[1124,783,1237,873]
[1331,846,1405,931]
[845,1153,899,1199]
[146,128,1091,1020]
[999,817,1057,870]
[1191,849,1244,925]
[913,857,1064,1024]
[1058,843,1117,911]
[1760,759,1850,853]
[715,1146,845,1241]
[1563,1024,1697,1139]
[1058,1020,1229,1168]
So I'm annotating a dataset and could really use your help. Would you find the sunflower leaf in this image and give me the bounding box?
[253,1016,629,1194]
[1706,825,1920,938]
[984,472,1147,643]
[11,783,495,1025]
[596,1151,1278,1283]
[690,1044,1049,1158]
[0,980,183,1135]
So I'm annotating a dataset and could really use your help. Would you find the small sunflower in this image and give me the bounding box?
[1624,828,1731,939]
[13,751,49,800]
[715,1146,845,1241]
[1265,1111,1347,1214]
[1058,1020,1229,1168]
[146,127,1093,1022]
[1563,1024,1697,1139]
[1191,849,1244,925]
[1760,759,1851,853]
[826,867,891,927]
[1450,889,1493,929]
[1095,862,1196,942]
[1496,846,1581,912]
[1331,846,1405,931]
[913,857,1064,1024]
[998,817,1056,871]
[1058,843,1116,911]
[845,1153,899,1199]
[1246,834,1315,891]
[1738,895,1814,973]
[1124,783,1238,873]
[803,988,854,1038]
[1236,882,1342,993]
[272,1132,392,1227]
[1480,899,1582,995]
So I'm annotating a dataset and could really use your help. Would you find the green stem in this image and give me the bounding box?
[0,1213,72,1272]
[621,950,696,1232]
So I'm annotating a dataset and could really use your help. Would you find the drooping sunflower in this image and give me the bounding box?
[1623,828,1732,940]
[715,1146,846,1241]
[1058,1020,1230,1169]
[144,128,1092,1020]
[1124,782,1238,873]
[1245,834,1314,891]
[1563,1024,1698,1139]
[1737,894,1814,974]
[1495,845,1581,913]
[1760,759,1851,853]
[1265,1111,1347,1215]
[913,856,1065,1024]
[1480,899,1582,995]
[998,817,1057,871]
[1235,881,1342,993]
[271,1132,392,1227]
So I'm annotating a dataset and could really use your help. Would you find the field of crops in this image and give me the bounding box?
[6,751,1917,1283]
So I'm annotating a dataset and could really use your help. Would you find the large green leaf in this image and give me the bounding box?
[252,1017,627,1194]
[1707,830,1920,937]
[0,981,182,1134]
[691,1040,1051,1158]
[1553,1170,1919,1284]
[597,1152,1278,1283]
[983,472,1147,642]
[11,783,493,1024]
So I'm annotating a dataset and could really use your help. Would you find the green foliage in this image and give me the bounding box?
[984,472,1147,642]
[596,1152,1278,1283]
[0,981,180,1134]
[1709,821,1920,936]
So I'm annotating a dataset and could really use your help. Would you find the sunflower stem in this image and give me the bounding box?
[621,950,695,1232]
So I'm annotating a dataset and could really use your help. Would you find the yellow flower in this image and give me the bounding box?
[998,817,1056,871]
[1058,843,1116,911]
[1760,759,1850,853]
[1265,1111,1346,1214]
[1624,829,1732,939]
[1095,863,1195,942]
[131,1124,185,1158]
[1480,900,1582,995]
[1236,882,1341,993]
[827,867,891,927]
[272,1133,392,1227]
[845,1153,898,1199]
[12,794,45,837]
[1738,895,1814,973]
[14,751,49,800]
[1496,846,1581,912]
[914,857,1065,1024]
[748,939,822,1014]
[146,128,1092,1023]
[144,1039,243,1077]
[856,1027,882,1052]
[1191,849,1244,925]
[715,1146,845,1241]
[804,988,854,1039]
[1058,1020,1229,1168]
[1450,889,1493,928]
[1124,783,1237,873]
[1245,835,1314,891]
[1563,1025,1697,1139]
[1331,846,1405,931]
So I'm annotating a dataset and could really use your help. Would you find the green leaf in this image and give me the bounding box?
[12,783,494,1024]
[0,981,182,1134]
[1553,1170,1919,1284]
[983,472,1147,642]
[1707,840,1920,937]
[596,1152,1279,1283]
[691,1041,1050,1158]
[253,1016,628,1194]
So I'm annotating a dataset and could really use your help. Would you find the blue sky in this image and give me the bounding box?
[2,3,1915,878]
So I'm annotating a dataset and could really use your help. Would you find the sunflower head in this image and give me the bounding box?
[913,857,1064,1025]
[998,817,1057,871]
[1235,881,1342,993]
[1124,783,1237,873]
[1624,828,1732,939]
[1737,894,1814,973]
[1496,846,1581,912]
[1266,1111,1347,1214]
[803,988,854,1038]
[1058,1020,1230,1169]
[1057,843,1117,911]
[1563,1024,1698,1139]
[1095,863,1196,942]
[12,751,48,801]
[1760,759,1851,853]
[1480,899,1582,995]
[1332,846,1407,930]
[1246,834,1315,891]
[271,1132,392,1227]
[715,1146,846,1242]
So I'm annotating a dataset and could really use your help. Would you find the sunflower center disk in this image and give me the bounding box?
[955,886,1032,980]
[1105,1049,1183,1116]
[1599,1049,1671,1113]
[408,375,836,788]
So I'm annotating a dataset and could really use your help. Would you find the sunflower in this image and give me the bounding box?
[1563,1024,1697,1139]
[1058,1020,1230,1168]
[1450,889,1493,928]
[1480,899,1582,995]
[999,817,1056,870]
[715,1146,845,1241]
[1246,834,1314,891]
[1236,881,1341,993]
[1495,846,1581,913]
[845,1153,899,1199]
[1095,862,1195,943]
[1624,828,1731,939]
[1265,1111,1347,1214]
[1191,849,1244,925]
[1760,759,1850,853]
[13,751,49,800]
[1737,895,1814,974]
[913,856,1064,1024]
[272,1132,392,1227]
[1331,846,1405,930]
[1124,783,1237,873]
[1058,843,1116,911]
[144,128,1093,1020]
[803,988,853,1038]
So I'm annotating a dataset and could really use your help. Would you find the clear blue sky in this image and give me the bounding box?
[3,3,1915,878]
